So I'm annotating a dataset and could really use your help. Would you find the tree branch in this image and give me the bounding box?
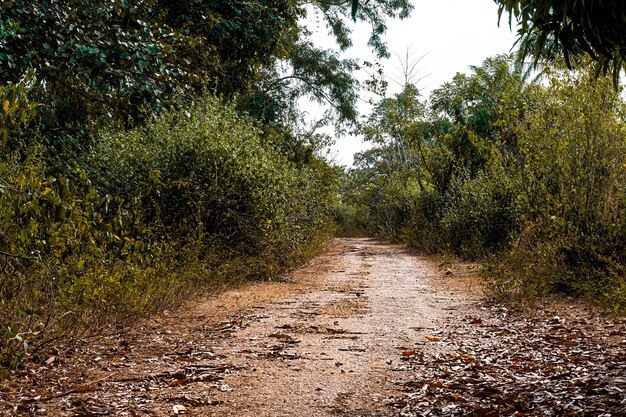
[265,74,343,112]
[0,250,37,261]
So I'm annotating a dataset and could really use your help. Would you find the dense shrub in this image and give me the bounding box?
[439,165,519,258]
[347,167,519,258]
[0,92,336,371]
[401,187,444,253]
[85,95,335,265]
[365,172,415,241]
[341,57,626,311]
[332,201,370,237]
[483,70,626,310]
[0,146,169,370]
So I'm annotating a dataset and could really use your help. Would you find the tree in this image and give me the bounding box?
[496,0,626,83]
[342,57,529,254]
[359,84,425,169]
[0,0,412,143]
[0,0,300,137]
[243,0,414,133]
[426,56,527,196]
[430,56,525,144]
[346,0,626,82]
[311,0,412,58]
[240,40,359,132]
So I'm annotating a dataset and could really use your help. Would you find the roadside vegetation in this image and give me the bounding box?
[0,83,337,374]
[0,0,415,373]
[2,0,626,376]
[336,56,626,312]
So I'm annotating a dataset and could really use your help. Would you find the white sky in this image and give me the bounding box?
[305,0,519,166]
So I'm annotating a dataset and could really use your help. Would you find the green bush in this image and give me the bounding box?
[0,144,164,370]
[351,162,519,258]
[1,93,336,371]
[333,200,370,237]
[401,187,443,253]
[483,69,626,311]
[341,58,626,311]
[364,173,410,241]
[85,95,335,267]
[439,164,519,258]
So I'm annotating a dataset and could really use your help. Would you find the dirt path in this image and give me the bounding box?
[3,238,624,416]
[0,239,479,416]
[198,238,481,417]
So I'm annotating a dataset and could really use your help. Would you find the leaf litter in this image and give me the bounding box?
[397,305,626,416]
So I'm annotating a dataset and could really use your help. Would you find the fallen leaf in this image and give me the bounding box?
[268,333,294,341]
[448,383,471,391]
[176,356,198,363]
[325,327,347,334]
[472,387,502,398]
[446,393,468,402]
[168,378,191,387]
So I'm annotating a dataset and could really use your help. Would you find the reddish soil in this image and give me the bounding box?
[1,238,624,416]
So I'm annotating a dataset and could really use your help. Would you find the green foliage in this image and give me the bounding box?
[0,0,412,145]
[332,201,369,237]
[0,0,301,137]
[347,57,524,254]
[0,73,39,149]
[484,66,626,310]
[496,0,626,84]
[0,142,164,368]
[343,56,626,311]
[438,165,519,258]
[85,95,335,261]
[315,0,413,59]
[0,91,337,371]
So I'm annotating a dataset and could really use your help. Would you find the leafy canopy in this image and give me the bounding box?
[496,0,626,83]
[0,0,300,135]
[0,0,413,141]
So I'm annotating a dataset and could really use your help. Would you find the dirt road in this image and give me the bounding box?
[196,238,481,416]
[3,239,624,416]
[1,239,479,416]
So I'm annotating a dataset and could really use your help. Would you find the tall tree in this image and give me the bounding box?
[244,0,413,132]
[0,0,412,141]
[310,0,412,58]
[0,0,301,136]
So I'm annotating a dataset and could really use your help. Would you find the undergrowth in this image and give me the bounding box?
[336,58,626,313]
[0,89,335,372]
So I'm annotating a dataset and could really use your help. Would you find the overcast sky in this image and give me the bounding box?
[306,0,519,166]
